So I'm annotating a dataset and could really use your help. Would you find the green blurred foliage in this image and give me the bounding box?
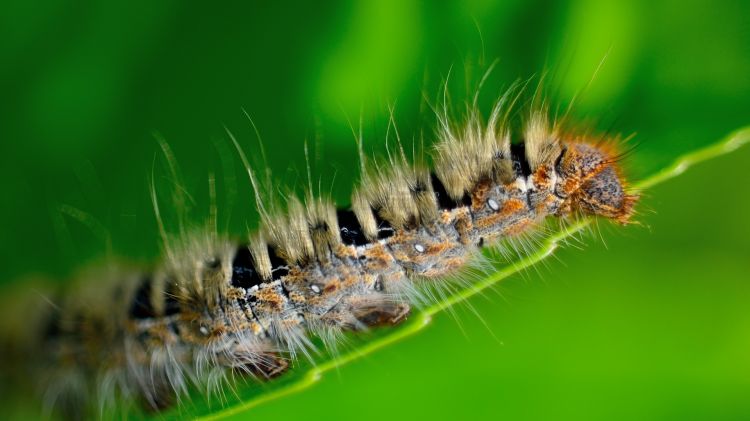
[0,0,748,419]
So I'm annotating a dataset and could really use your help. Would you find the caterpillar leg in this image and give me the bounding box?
[240,353,290,380]
[353,302,411,327]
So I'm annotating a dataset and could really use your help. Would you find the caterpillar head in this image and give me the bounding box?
[556,142,638,224]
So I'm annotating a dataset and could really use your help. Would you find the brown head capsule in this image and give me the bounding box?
[556,142,638,224]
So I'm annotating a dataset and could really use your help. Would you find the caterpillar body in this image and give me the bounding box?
[2,96,638,419]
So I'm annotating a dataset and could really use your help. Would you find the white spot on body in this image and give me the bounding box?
[311,284,321,294]
[526,177,535,191]
[487,198,500,211]
[414,244,425,253]
[199,326,209,336]
[356,244,373,256]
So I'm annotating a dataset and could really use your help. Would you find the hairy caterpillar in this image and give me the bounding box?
[0,87,638,419]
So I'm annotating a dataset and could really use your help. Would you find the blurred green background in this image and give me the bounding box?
[1,0,749,419]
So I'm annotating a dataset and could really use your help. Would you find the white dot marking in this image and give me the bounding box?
[488,198,500,211]
[414,244,425,253]
[311,284,321,294]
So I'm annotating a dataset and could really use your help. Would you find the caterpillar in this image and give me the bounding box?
[0,88,638,419]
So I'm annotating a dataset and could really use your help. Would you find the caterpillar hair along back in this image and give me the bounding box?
[0,85,639,419]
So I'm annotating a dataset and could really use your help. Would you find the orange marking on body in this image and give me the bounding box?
[500,198,525,215]
[426,240,451,255]
[364,244,395,270]
[284,268,306,284]
[225,287,245,300]
[532,165,551,187]
[323,278,340,294]
[289,291,306,303]
[471,180,492,211]
[562,177,580,195]
[440,210,453,224]
[255,287,285,310]
[335,244,356,258]
[210,324,227,338]
[473,198,527,230]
